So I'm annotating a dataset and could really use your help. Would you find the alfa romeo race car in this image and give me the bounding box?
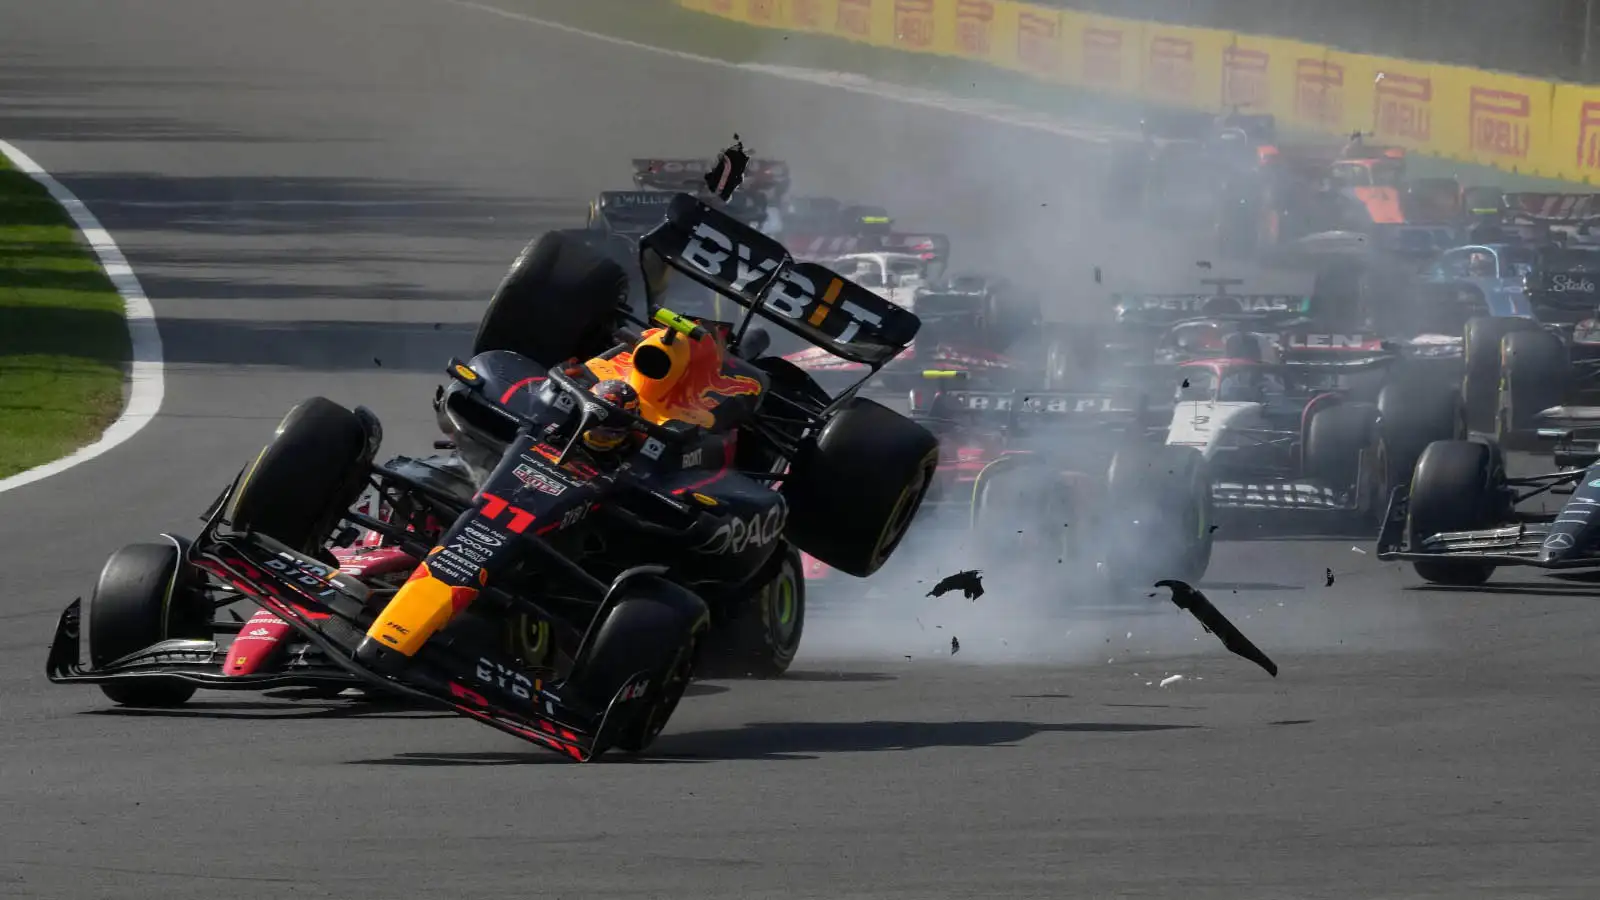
[1375,432,1600,586]
[803,373,1214,597]
[777,251,1045,393]
[46,192,944,762]
[1155,332,1465,518]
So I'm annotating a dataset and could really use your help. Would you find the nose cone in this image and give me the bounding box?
[1540,529,1580,562]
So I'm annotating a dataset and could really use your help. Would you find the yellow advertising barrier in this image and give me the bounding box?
[678,0,1600,184]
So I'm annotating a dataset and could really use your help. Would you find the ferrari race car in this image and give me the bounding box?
[803,373,1214,596]
[46,193,944,762]
[778,250,1046,394]
[1154,330,1465,518]
[1375,432,1600,586]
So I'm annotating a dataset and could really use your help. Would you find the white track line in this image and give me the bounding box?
[442,0,1130,143]
[0,141,164,496]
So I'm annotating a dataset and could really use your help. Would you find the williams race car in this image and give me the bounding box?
[46,193,943,762]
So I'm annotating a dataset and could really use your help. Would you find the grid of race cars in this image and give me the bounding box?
[591,123,1600,592]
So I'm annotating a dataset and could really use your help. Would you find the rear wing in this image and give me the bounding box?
[1502,192,1600,225]
[1112,292,1312,327]
[639,193,919,367]
[1275,332,1398,368]
[632,157,791,196]
[783,231,952,266]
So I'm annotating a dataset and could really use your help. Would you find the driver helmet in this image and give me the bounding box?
[1468,251,1495,277]
[581,379,642,452]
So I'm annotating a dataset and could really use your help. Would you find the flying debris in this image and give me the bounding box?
[1155,580,1279,677]
[1325,568,1335,587]
[927,569,984,600]
[951,636,961,655]
[705,135,751,201]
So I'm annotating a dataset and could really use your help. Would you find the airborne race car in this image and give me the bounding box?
[802,373,1214,596]
[47,194,944,762]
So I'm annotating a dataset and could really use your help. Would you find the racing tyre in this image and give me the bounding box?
[1103,444,1213,590]
[87,542,207,707]
[226,397,377,557]
[568,578,709,755]
[783,397,940,578]
[1462,316,1542,432]
[1497,328,1569,448]
[473,230,630,368]
[1406,440,1504,586]
[1304,402,1374,496]
[700,545,805,679]
[1374,381,1467,518]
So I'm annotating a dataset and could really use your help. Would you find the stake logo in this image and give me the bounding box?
[955,0,995,58]
[1082,26,1124,86]
[1294,58,1345,127]
[1147,36,1195,101]
[1372,71,1432,142]
[1017,9,1061,76]
[895,0,935,49]
[1222,46,1270,109]
[1470,87,1531,159]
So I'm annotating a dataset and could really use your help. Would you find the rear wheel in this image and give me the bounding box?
[225,397,376,557]
[567,578,709,756]
[87,542,207,707]
[1406,440,1503,586]
[473,230,630,367]
[783,398,940,578]
[1462,316,1542,432]
[700,545,805,679]
[1497,328,1568,447]
[1304,402,1374,500]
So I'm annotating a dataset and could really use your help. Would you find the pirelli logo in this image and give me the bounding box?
[1373,71,1432,142]
[1578,101,1600,171]
[1017,9,1060,75]
[748,0,779,23]
[1222,45,1270,109]
[1147,36,1195,101]
[955,0,995,57]
[836,0,872,38]
[1469,87,1531,159]
[1295,58,1344,127]
[790,0,822,27]
[1082,26,1124,85]
[895,0,935,49]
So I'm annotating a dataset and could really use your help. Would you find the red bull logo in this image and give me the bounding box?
[589,328,762,428]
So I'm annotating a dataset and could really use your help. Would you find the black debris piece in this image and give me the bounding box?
[1325,568,1335,587]
[927,569,984,600]
[951,636,960,655]
[705,135,751,201]
[1155,580,1278,677]
[373,357,383,367]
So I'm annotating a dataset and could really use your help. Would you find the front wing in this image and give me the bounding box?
[1375,486,1600,568]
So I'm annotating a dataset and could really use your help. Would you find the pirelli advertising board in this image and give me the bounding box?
[678,0,1600,184]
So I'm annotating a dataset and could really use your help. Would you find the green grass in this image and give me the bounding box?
[497,0,1590,191]
[0,153,130,479]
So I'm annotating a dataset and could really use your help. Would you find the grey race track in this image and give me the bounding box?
[3,2,1599,898]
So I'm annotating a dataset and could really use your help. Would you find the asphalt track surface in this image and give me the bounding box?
[3,2,1599,898]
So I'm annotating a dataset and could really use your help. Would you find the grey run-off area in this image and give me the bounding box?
[1,1,1597,898]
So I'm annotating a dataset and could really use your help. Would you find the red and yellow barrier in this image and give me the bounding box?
[679,0,1600,184]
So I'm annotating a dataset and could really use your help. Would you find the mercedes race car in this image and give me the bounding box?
[1153,331,1465,518]
[1375,433,1600,586]
[803,373,1214,597]
[47,193,944,762]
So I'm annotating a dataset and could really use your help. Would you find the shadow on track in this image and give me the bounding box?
[156,318,476,373]
[346,718,1199,766]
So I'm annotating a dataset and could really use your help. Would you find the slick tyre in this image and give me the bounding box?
[473,230,630,367]
[570,579,709,756]
[1406,440,1503,586]
[1462,316,1542,432]
[782,397,940,578]
[225,397,376,556]
[87,542,206,707]
[1497,328,1568,448]
[1104,444,1213,589]
[1304,402,1374,495]
[700,545,806,679]
[1376,380,1468,510]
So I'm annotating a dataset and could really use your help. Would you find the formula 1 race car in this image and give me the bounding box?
[1099,278,1319,373]
[46,194,942,762]
[803,373,1214,597]
[1155,331,1465,519]
[778,251,1045,392]
[1375,433,1600,586]
[1106,109,1277,225]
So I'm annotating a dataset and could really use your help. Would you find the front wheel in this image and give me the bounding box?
[87,542,208,707]
[1103,444,1213,590]
[700,545,805,679]
[1406,440,1503,586]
